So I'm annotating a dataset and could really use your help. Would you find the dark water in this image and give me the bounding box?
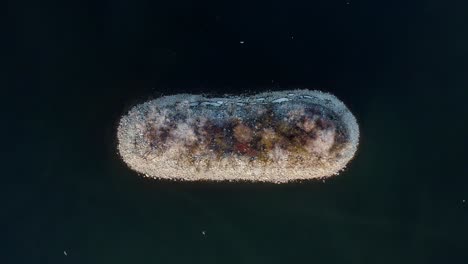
[4,0,468,263]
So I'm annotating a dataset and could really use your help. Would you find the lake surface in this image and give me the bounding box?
[4,0,468,263]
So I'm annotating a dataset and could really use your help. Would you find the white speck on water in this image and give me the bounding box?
[463,199,466,203]
[63,251,68,256]
[202,230,206,236]
[240,41,245,44]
